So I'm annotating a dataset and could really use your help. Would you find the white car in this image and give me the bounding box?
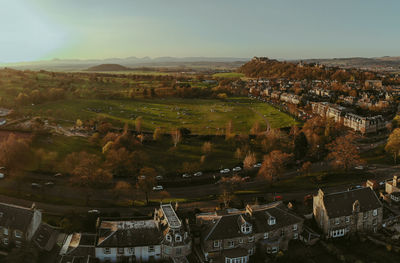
[0,173,4,179]
[45,181,54,186]
[220,169,230,174]
[153,185,164,191]
[138,175,146,180]
[54,173,62,177]
[232,167,242,172]
[194,172,203,177]
[253,163,262,168]
[182,174,191,178]
[354,165,364,170]
[88,209,100,214]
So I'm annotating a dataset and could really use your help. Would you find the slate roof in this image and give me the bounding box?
[33,223,60,251]
[201,202,303,241]
[322,187,382,218]
[0,202,35,233]
[96,219,163,247]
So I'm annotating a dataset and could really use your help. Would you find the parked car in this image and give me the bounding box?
[354,165,364,170]
[253,163,262,168]
[31,183,41,188]
[232,167,242,172]
[0,173,4,179]
[156,175,163,180]
[182,174,191,178]
[153,185,164,191]
[45,181,55,187]
[138,175,146,180]
[54,173,62,177]
[88,209,100,214]
[194,172,203,177]
[0,167,5,171]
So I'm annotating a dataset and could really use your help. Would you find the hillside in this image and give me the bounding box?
[237,57,378,81]
[86,64,132,71]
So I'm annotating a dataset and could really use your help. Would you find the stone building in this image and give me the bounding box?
[313,188,383,239]
[196,201,303,262]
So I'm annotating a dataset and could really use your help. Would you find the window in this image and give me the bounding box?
[148,246,155,253]
[335,218,340,225]
[281,229,285,237]
[264,232,268,239]
[373,219,377,226]
[175,234,182,242]
[214,240,220,248]
[292,224,298,231]
[293,233,298,239]
[239,238,243,244]
[176,247,182,255]
[363,213,368,220]
[241,223,252,234]
[14,230,22,238]
[373,209,378,216]
[248,248,254,255]
[248,236,254,242]
[128,248,135,255]
[103,248,111,254]
[117,247,124,254]
[15,240,21,248]
[345,216,350,223]
[3,238,8,245]
[272,247,278,253]
[268,217,276,225]
[166,234,172,242]
[227,240,234,248]
[3,228,8,236]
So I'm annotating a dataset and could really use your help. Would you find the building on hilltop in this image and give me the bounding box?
[313,187,383,239]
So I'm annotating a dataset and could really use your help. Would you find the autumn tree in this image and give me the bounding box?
[0,134,31,176]
[258,150,292,183]
[153,127,163,141]
[225,120,235,140]
[113,181,132,200]
[250,121,261,135]
[201,141,213,155]
[260,129,290,153]
[385,128,400,163]
[300,161,312,176]
[293,132,308,160]
[135,116,143,133]
[171,128,181,147]
[136,167,157,204]
[243,152,256,170]
[105,147,137,177]
[327,134,363,171]
[219,189,233,208]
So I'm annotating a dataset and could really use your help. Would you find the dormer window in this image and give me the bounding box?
[166,234,172,242]
[373,209,378,216]
[241,223,252,234]
[175,234,182,242]
[264,232,268,239]
[268,217,276,226]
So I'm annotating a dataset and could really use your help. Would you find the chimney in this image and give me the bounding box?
[393,176,398,187]
[353,200,360,213]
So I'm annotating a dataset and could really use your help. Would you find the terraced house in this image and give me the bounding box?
[95,203,191,262]
[313,188,383,239]
[0,202,42,249]
[195,201,304,263]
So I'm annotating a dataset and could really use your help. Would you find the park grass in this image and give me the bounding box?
[18,97,298,135]
[361,144,394,165]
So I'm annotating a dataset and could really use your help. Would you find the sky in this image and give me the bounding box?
[0,0,399,62]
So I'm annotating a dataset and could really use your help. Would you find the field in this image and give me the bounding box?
[18,97,298,134]
[212,72,245,78]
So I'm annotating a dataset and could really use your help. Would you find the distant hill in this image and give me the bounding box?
[86,64,132,71]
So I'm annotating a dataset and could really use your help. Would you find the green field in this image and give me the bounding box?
[19,97,298,134]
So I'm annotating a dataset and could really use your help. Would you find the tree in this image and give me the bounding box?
[135,116,143,133]
[171,128,181,147]
[105,147,137,177]
[386,128,400,164]
[243,152,256,170]
[159,190,171,203]
[201,141,213,155]
[225,120,234,140]
[260,129,290,153]
[293,132,308,160]
[258,150,292,183]
[153,127,163,141]
[0,134,31,176]
[300,161,312,176]
[250,121,261,135]
[136,167,157,204]
[219,189,233,208]
[113,181,132,200]
[327,134,363,171]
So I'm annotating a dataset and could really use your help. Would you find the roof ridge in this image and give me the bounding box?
[204,216,222,241]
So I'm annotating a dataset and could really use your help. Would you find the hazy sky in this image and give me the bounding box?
[1,0,399,62]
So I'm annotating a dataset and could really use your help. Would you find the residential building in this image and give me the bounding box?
[313,188,383,238]
[0,202,42,249]
[196,201,303,262]
[385,176,400,203]
[95,203,191,262]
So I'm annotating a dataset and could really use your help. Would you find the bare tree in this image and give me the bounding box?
[171,128,181,147]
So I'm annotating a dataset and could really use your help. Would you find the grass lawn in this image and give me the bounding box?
[361,144,394,165]
[18,97,298,134]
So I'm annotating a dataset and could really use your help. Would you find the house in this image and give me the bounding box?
[95,203,191,262]
[0,202,42,249]
[196,201,304,262]
[385,176,400,203]
[365,80,383,89]
[313,188,383,238]
[343,114,385,134]
[58,232,97,263]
